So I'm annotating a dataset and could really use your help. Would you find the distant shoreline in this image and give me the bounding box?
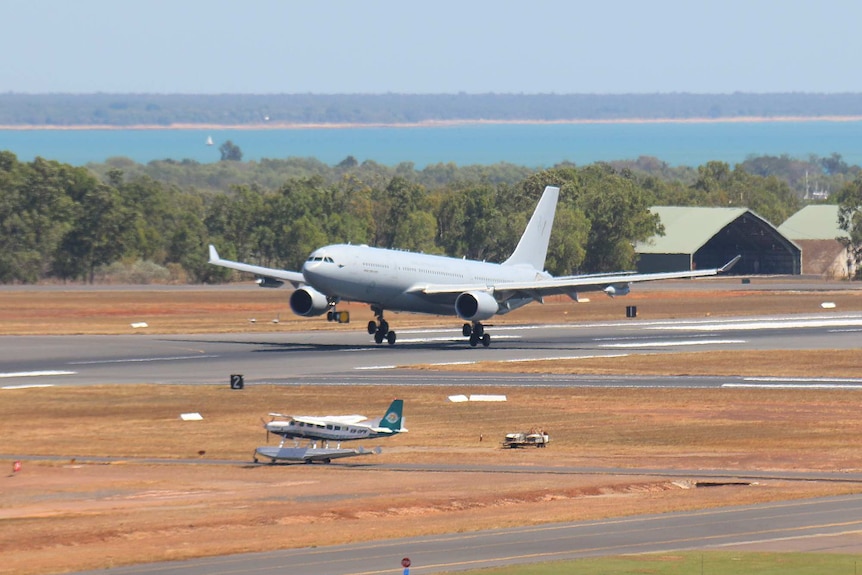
[3,115,862,131]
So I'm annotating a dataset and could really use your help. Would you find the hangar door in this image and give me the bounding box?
[695,212,800,275]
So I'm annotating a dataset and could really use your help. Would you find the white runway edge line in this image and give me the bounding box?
[421,353,630,368]
[501,353,630,363]
[354,365,398,370]
[723,376,862,389]
[0,370,76,378]
[650,315,862,332]
[2,384,56,390]
[724,383,862,389]
[746,376,862,383]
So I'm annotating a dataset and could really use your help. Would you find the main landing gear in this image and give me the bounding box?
[365,308,490,348]
[463,322,491,347]
[368,307,396,345]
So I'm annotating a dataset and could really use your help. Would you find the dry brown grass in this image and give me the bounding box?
[424,349,862,378]
[4,384,862,575]
[1,279,860,335]
[2,280,862,574]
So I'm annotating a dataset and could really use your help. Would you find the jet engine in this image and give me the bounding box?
[455,291,499,321]
[603,283,631,297]
[289,286,330,317]
[256,277,284,288]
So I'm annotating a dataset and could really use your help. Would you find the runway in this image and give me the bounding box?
[5,311,862,574]
[70,494,862,575]
[2,311,862,388]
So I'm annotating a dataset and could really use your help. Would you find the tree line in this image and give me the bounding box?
[2,149,861,284]
[4,93,862,126]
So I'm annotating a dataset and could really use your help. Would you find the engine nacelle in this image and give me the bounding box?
[455,291,499,321]
[256,277,284,288]
[289,287,330,317]
[603,283,631,297]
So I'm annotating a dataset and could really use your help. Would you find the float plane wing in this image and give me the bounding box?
[210,186,739,347]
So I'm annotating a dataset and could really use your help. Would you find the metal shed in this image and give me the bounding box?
[777,205,855,278]
[636,206,801,275]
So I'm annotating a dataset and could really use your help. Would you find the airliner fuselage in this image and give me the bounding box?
[302,244,545,316]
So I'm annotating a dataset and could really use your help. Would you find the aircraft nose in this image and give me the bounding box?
[301,260,325,284]
[302,260,317,273]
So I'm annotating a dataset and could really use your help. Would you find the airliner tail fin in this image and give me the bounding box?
[502,186,559,270]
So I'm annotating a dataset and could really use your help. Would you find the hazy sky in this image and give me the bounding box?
[4,0,860,94]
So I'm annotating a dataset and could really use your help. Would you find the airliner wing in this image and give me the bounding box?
[417,256,740,298]
[208,245,305,287]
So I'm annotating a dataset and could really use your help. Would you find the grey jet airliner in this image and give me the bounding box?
[209,186,739,347]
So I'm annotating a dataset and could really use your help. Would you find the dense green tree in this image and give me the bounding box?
[0,157,96,282]
[574,164,663,272]
[336,155,358,169]
[0,146,846,284]
[371,177,431,249]
[435,185,508,261]
[57,184,132,283]
[836,175,862,279]
[323,174,375,244]
[545,204,589,275]
[261,178,329,269]
[165,193,209,281]
[218,140,243,162]
[205,184,267,262]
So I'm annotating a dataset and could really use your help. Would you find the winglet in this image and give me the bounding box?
[208,244,220,263]
[502,186,560,270]
[719,255,742,273]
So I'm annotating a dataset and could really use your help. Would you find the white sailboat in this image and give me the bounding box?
[206,136,214,146]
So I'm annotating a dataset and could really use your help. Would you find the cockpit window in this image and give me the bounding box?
[306,255,335,263]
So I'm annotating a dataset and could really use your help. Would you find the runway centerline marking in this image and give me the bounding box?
[599,339,745,349]
[68,354,219,365]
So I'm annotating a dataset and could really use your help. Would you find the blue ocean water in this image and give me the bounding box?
[2,120,862,168]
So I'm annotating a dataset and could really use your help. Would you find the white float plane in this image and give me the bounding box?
[263,398,406,446]
[254,399,405,464]
[209,186,739,347]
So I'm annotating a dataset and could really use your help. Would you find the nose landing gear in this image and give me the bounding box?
[326,299,349,324]
[326,310,350,323]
